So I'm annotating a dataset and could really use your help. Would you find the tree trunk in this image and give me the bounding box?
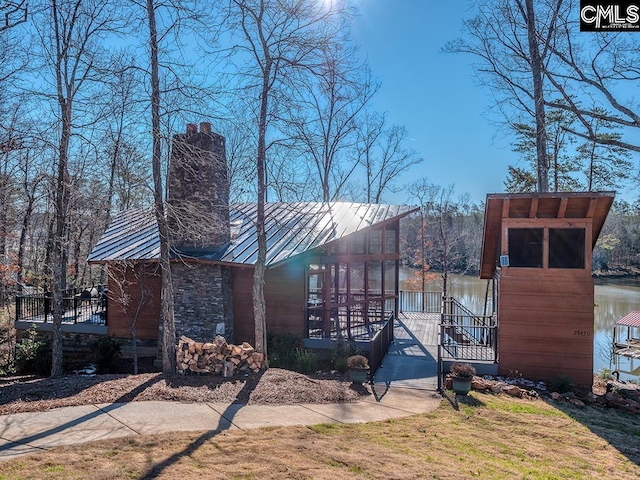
[524,0,549,192]
[52,104,71,377]
[0,174,8,308]
[146,0,175,373]
[253,62,270,364]
[16,190,36,294]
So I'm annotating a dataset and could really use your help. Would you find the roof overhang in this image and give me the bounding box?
[480,191,615,279]
[617,311,640,328]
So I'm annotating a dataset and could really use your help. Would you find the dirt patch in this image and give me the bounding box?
[0,368,367,415]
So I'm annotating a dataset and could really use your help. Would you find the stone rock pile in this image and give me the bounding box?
[449,374,640,415]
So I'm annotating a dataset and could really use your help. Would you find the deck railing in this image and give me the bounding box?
[439,296,496,363]
[368,313,394,377]
[399,290,442,313]
[15,286,108,326]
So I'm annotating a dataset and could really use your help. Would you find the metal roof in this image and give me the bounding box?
[617,311,640,328]
[87,209,160,262]
[88,202,417,267]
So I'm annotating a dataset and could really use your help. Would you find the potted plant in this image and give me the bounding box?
[449,362,476,395]
[347,354,369,384]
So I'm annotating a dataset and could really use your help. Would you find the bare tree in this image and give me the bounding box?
[0,0,27,32]
[286,41,378,202]
[543,11,640,156]
[138,0,216,372]
[408,179,476,297]
[356,114,423,204]
[218,117,257,203]
[34,0,124,376]
[225,0,351,358]
[143,0,176,373]
[446,0,568,192]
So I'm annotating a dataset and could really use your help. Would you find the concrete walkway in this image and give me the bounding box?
[0,387,440,461]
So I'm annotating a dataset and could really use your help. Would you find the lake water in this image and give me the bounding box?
[399,268,640,380]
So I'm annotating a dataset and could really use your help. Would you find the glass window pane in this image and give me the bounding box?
[508,228,543,268]
[349,262,365,300]
[349,233,365,254]
[549,228,585,269]
[385,228,397,253]
[369,229,383,254]
[385,260,397,295]
[368,261,382,297]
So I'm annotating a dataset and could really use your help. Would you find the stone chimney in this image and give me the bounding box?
[166,122,234,343]
[167,122,230,253]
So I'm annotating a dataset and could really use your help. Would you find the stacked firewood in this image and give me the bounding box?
[176,335,264,376]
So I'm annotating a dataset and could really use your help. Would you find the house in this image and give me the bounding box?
[87,123,417,361]
[479,191,615,386]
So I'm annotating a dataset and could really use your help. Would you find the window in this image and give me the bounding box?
[385,227,397,253]
[369,229,383,254]
[384,260,397,295]
[367,260,382,297]
[549,228,585,269]
[349,233,365,254]
[508,228,543,268]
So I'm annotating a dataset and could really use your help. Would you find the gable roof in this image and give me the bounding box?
[480,191,615,279]
[88,202,418,267]
[617,311,640,328]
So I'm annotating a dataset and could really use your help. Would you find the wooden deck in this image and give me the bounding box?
[372,312,439,390]
[372,309,498,390]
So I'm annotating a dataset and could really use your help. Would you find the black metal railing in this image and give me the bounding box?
[306,305,392,341]
[399,290,443,313]
[439,296,496,363]
[368,313,394,378]
[15,285,108,326]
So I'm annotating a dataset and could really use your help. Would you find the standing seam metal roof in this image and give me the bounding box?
[87,202,417,267]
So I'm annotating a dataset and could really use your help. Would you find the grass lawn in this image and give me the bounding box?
[1,392,639,479]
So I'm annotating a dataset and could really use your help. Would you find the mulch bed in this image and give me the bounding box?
[0,368,369,415]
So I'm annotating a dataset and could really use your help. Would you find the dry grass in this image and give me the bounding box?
[1,392,639,479]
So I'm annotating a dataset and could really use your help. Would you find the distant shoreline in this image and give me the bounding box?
[593,267,640,279]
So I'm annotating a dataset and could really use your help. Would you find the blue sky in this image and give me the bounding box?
[353,1,514,204]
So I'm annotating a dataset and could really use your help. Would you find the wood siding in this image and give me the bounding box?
[107,264,161,340]
[497,272,594,385]
[232,259,306,345]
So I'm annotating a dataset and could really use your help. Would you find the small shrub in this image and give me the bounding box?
[548,372,573,393]
[15,325,52,376]
[267,332,302,370]
[597,368,614,382]
[294,348,317,374]
[333,356,348,373]
[0,312,16,375]
[347,354,369,369]
[330,338,359,372]
[450,362,476,378]
[93,337,121,374]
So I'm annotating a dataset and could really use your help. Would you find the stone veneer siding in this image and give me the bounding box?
[171,262,234,343]
[167,128,230,251]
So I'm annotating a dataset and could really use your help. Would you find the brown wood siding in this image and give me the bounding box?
[232,259,306,345]
[497,273,594,385]
[107,264,161,340]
